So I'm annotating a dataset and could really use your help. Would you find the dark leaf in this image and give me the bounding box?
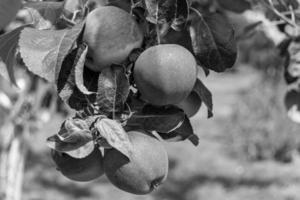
[190,10,237,72]
[145,0,189,27]
[96,65,130,115]
[161,27,193,53]
[19,22,85,82]
[217,0,251,13]
[127,104,185,133]
[57,48,98,111]
[193,78,213,118]
[171,0,189,31]
[57,118,92,143]
[159,116,199,146]
[0,25,31,85]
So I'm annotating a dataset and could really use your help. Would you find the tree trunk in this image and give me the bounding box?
[0,124,27,200]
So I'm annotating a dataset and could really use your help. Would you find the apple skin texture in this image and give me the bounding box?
[83,6,143,71]
[51,148,104,182]
[134,44,197,105]
[104,131,169,195]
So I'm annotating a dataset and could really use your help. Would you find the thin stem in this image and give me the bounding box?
[262,0,299,28]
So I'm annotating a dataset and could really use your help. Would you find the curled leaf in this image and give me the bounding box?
[46,117,93,152]
[127,104,185,133]
[159,115,199,146]
[193,79,213,118]
[74,43,94,95]
[64,141,95,159]
[58,118,92,143]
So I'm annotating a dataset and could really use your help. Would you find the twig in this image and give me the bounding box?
[262,0,299,28]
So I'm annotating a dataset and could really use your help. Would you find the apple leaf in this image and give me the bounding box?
[57,47,98,111]
[0,25,31,85]
[46,117,95,157]
[24,1,64,30]
[127,104,185,133]
[74,43,94,95]
[96,65,130,116]
[161,28,193,53]
[19,21,85,83]
[47,133,92,153]
[193,78,213,118]
[94,118,133,159]
[159,115,199,146]
[145,0,189,28]
[64,141,95,159]
[216,0,251,13]
[190,10,237,72]
[57,118,92,143]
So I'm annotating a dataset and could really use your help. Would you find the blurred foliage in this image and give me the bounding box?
[225,76,300,163]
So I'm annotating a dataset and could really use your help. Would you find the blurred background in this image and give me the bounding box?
[2,0,300,200]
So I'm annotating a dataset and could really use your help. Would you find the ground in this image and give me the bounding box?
[23,66,300,200]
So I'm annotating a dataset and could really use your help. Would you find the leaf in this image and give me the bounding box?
[171,0,189,31]
[96,65,130,115]
[57,48,98,111]
[161,27,193,53]
[145,0,189,27]
[57,118,93,143]
[193,78,213,118]
[64,141,95,159]
[159,116,199,146]
[24,1,64,30]
[284,89,300,123]
[19,22,85,82]
[190,10,237,72]
[95,118,133,159]
[74,43,94,95]
[216,0,251,13]
[127,105,185,133]
[0,25,30,85]
[46,134,93,153]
